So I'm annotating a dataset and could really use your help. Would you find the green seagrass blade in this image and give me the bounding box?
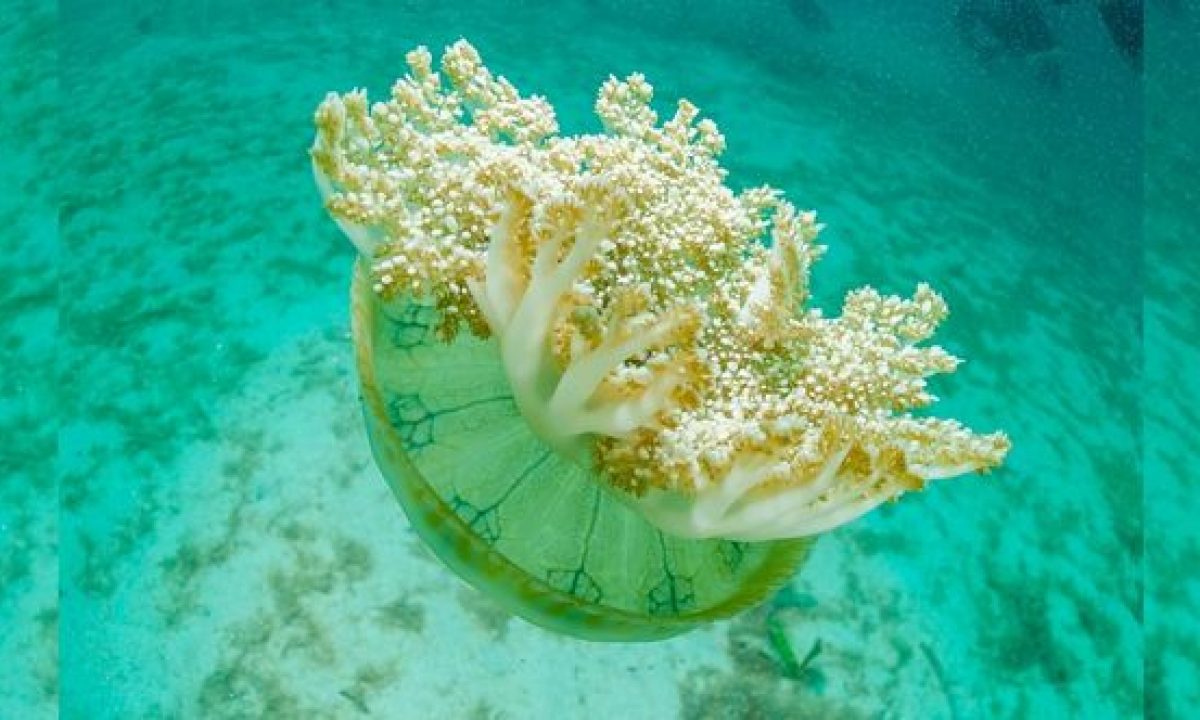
[350,261,813,641]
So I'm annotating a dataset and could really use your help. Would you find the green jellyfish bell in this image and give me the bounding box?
[352,266,812,640]
[315,40,1009,641]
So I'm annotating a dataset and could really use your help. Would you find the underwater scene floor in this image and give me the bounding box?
[2,0,1195,717]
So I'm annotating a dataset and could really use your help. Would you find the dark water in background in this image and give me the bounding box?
[0,0,1195,717]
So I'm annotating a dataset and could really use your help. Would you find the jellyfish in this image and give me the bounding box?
[312,41,1010,640]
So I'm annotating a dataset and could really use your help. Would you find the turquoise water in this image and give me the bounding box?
[2,0,1194,717]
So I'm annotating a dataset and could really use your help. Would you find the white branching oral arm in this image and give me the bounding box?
[312,40,1010,541]
[466,184,699,460]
